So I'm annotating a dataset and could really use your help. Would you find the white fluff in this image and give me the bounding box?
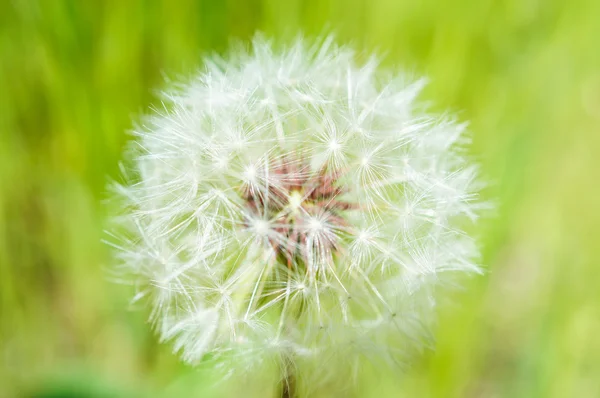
[108,35,484,383]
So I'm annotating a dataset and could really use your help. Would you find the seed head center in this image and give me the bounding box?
[288,190,304,212]
[243,157,354,269]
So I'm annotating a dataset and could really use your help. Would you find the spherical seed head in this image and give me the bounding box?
[109,35,484,385]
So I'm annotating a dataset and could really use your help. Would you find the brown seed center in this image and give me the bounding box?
[243,157,354,268]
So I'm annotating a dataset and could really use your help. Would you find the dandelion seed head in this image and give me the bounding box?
[109,34,484,385]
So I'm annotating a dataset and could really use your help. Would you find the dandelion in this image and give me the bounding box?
[108,35,484,395]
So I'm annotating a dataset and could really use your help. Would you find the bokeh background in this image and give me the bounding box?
[1,0,599,397]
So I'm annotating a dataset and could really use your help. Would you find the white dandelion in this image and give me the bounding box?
[108,35,484,395]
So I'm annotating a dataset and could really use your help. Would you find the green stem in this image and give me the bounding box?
[281,368,296,398]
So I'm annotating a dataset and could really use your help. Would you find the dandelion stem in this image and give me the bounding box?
[281,361,296,398]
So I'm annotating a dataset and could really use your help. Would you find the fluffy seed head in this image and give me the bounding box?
[109,35,484,385]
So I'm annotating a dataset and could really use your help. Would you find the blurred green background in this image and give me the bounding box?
[1,0,599,397]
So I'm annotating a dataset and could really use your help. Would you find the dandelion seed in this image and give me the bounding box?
[108,34,484,394]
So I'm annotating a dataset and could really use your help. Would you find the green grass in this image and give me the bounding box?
[1,0,599,396]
